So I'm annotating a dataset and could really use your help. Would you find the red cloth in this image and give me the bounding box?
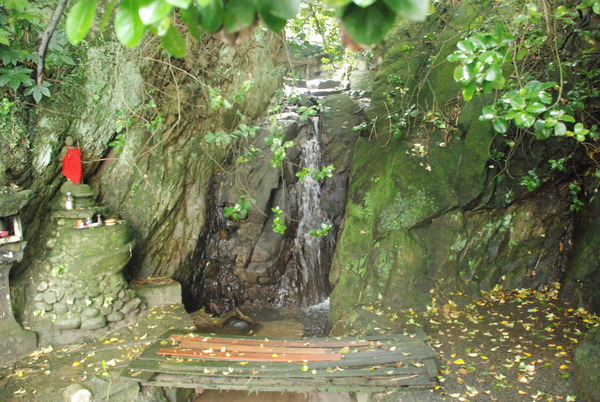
[62,146,82,184]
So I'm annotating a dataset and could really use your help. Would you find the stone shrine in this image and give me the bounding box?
[22,182,144,345]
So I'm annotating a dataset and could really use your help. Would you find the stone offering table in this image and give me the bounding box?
[0,189,37,368]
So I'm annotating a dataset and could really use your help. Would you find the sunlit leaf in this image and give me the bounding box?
[66,0,97,45]
[160,25,186,57]
[115,0,147,47]
[139,0,173,25]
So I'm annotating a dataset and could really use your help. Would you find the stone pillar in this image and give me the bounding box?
[0,190,37,368]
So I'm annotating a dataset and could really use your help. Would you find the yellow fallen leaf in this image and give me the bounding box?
[72,362,81,367]
[453,359,466,365]
[480,356,489,360]
[560,365,569,370]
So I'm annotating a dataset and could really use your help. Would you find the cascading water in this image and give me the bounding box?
[277,116,333,307]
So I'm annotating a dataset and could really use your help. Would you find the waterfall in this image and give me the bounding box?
[277,117,332,307]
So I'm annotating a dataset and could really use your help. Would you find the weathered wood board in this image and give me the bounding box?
[121,330,439,393]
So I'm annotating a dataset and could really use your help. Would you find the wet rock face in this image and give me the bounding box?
[185,94,364,313]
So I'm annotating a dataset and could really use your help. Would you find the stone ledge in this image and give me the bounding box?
[132,277,182,307]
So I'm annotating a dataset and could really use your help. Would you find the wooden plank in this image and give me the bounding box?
[130,378,432,393]
[149,372,435,389]
[178,340,338,354]
[126,357,429,379]
[156,347,344,362]
[170,334,373,348]
[122,331,439,393]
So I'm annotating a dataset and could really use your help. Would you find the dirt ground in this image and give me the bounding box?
[1,283,597,401]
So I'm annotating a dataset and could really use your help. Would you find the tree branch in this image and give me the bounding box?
[37,0,69,85]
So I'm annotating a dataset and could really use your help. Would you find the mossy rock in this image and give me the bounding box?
[574,327,600,400]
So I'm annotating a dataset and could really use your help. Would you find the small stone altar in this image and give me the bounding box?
[0,188,37,368]
[24,182,144,345]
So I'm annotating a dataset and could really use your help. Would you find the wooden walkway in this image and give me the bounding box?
[121,330,439,393]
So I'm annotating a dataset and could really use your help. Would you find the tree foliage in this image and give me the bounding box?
[64,0,430,56]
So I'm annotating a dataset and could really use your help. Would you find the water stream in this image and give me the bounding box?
[277,116,333,307]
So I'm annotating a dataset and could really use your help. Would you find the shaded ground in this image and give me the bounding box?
[360,283,599,401]
[1,283,598,401]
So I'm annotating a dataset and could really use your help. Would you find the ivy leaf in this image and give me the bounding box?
[66,0,97,45]
[197,0,224,33]
[384,0,430,20]
[223,0,256,33]
[160,25,186,57]
[340,2,396,46]
[115,0,147,47]
[138,0,173,25]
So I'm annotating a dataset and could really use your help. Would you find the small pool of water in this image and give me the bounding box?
[240,298,330,338]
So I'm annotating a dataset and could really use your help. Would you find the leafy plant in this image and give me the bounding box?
[224,196,254,221]
[265,131,294,168]
[296,164,335,181]
[309,223,331,237]
[520,170,541,192]
[271,206,286,234]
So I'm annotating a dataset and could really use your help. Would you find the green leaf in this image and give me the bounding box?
[197,0,223,33]
[340,2,396,46]
[66,0,97,45]
[256,0,300,19]
[525,102,547,114]
[559,114,576,123]
[480,106,496,121]
[138,0,173,25]
[25,83,51,103]
[166,0,192,7]
[160,25,186,57]
[223,0,256,33]
[554,122,567,136]
[514,112,535,128]
[456,39,475,54]
[353,0,377,6]
[322,0,353,6]
[180,4,202,40]
[493,118,508,133]
[384,0,430,20]
[462,82,476,101]
[485,65,501,82]
[115,0,147,47]
[258,9,288,32]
